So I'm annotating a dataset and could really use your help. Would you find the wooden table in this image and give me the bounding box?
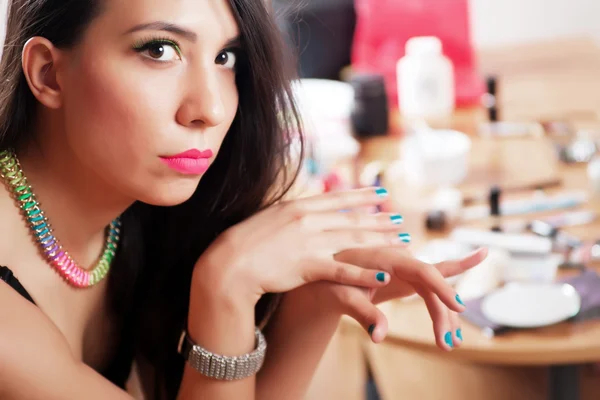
[352,38,600,400]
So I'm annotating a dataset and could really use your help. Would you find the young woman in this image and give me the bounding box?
[0,0,486,399]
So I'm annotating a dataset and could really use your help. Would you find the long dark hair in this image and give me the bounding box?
[0,1,302,399]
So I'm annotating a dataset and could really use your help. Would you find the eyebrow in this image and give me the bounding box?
[125,21,241,48]
[126,21,198,41]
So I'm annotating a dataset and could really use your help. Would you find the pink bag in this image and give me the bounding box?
[351,0,483,109]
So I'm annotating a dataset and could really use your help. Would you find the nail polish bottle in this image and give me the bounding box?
[349,73,389,139]
[489,185,502,232]
[478,75,544,138]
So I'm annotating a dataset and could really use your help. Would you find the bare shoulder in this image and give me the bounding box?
[0,281,131,399]
[0,277,73,352]
[0,280,73,395]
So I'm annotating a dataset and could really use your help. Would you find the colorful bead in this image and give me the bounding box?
[0,149,121,289]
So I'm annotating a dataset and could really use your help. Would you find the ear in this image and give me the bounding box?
[21,37,64,109]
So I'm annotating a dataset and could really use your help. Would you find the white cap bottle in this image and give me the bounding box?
[397,36,455,128]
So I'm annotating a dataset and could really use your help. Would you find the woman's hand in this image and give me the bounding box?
[310,247,487,351]
[193,187,410,304]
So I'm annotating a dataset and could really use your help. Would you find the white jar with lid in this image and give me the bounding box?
[397,36,455,127]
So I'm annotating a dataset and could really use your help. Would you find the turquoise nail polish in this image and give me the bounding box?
[390,214,403,224]
[375,188,388,197]
[456,329,463,341]
[376,272,386,282]
[444,331,453,348]
[398,233,411,243]
[368,324,376,336]
[456,294,465,306]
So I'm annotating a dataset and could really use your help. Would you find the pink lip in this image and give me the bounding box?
[160,148,214,175]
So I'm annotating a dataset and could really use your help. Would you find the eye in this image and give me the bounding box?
[133,39,182,62]
[215,50,237,70]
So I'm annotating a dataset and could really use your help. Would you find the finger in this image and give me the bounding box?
[293,210,404,232]
[305,261,391,289]
[414,283,454,352]
[334,246,412,271]
[435,248,489,278]
[335,286,389,343]
[448,309,463,348]
[319,231,411,254]
[334,247,477,312]
[391,248,487,311]
[338,247,464,311]
[415,248,488,311]
[289,187,389,213]
[415,264,468,313]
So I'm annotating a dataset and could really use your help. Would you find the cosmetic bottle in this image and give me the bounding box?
[397,36,455,128]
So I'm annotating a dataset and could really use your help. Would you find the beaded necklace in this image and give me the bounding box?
[0,149,121,288]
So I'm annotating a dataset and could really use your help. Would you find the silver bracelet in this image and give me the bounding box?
[177,327,267,381]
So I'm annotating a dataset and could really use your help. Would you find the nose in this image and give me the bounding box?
[176,68,227,128]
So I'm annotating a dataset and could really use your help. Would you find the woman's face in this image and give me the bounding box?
[55,0,241,206]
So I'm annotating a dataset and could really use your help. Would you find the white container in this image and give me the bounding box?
[587,155,600,197]
[397,36,455,126]
[401,129,471,187]
[503,254,563,283]
[291,79,359,172]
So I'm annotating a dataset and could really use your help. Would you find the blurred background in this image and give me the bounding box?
[3,1,600,399]
[271,1,600,400]
[4,0,600,59]
[274,0,600,80]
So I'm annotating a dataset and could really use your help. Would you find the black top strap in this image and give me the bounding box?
[0,266,36,305]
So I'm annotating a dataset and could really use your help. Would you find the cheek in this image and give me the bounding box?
[62,57,175,165]
[213,74,239,151]
[60,51,240,201]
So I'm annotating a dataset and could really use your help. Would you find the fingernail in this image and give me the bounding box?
[456,329,463,341]
[376,272,387,282]
[375,188,388,198]
[390,214,403,224]
[368,324,376,337]
[468,247,485,258]
[398,233,411,243]
[444,331,454,348]
[455,294,465,306]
